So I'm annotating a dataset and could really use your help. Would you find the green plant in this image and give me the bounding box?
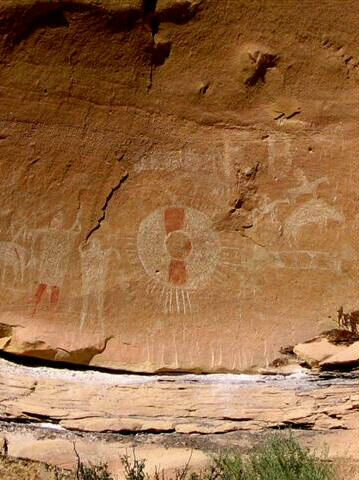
[153,451,194,480]
[76,463,113,480]
[73,443,113,480]
[121,449,194,480]
[75,433,335,480]
[210,433,334,480]
[121,450,148,480]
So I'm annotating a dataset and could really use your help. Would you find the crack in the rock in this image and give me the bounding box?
[148,62,154,91]
[0,323,25,343]
[23,412,63,423]
[0,416,37,426]
[66,424,176,435]
[85,172,128,242]
[82,103,92,131]
[274,110,301,121]
[142,0,158,91]
[245,53,278,87]
[54,336,114,363]
[269,421,315,430]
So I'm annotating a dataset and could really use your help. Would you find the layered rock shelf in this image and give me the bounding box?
[0,357,358,476]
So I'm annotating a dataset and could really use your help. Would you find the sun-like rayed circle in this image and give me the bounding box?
[137,206,221,292]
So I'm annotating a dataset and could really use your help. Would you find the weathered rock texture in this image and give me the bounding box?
[0,360,358,476]
[0,362,358,436]
[0,0,358,371]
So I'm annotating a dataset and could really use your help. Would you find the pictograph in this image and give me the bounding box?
[136,206,221,314]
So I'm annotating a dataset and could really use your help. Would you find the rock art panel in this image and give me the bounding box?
[0,0,358,372]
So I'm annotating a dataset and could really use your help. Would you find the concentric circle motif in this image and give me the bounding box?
[137,206,220,291]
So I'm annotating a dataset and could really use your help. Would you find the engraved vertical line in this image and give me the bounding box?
[181,289,186,315]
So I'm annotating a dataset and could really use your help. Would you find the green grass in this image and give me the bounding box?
[74,433,335,480]
[208,433,334,480]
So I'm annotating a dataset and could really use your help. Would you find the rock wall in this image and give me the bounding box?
[0,0,358,372]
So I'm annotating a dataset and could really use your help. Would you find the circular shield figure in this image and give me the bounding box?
[137,206,220,291]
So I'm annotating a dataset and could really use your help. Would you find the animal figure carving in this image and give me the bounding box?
[284,199,344,243]
[288,169,329,200]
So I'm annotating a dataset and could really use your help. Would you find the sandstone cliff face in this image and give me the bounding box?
[0,0,358,372]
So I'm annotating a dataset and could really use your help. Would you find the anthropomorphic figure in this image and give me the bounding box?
[79,239,120,334]
[32,210,81,315]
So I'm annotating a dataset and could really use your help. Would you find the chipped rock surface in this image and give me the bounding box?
[0,0,358,372]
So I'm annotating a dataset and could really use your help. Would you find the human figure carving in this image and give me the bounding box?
[79,239,120,333]
[31,210,81,315]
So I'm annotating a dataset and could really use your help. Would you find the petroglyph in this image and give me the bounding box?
[222,243,343,275]
[136,206,221,314]
[134,151,183,172]
[272,250,342,272]
[288,169,329,201]
[0,241,28,285]
[284,199,345,243]
[133,148,223,175]
[30,211,81,314]
[253,194,290,224]
[79,239,120,333]
[137,206,221,290]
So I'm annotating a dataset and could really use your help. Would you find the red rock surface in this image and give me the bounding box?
[0,0,358,371]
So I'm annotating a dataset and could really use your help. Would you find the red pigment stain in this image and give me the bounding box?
[164,207,185,234]
[50,286,60,310]
[33,283,60,315]
[168,259,187,285]
[33,283,47,315]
